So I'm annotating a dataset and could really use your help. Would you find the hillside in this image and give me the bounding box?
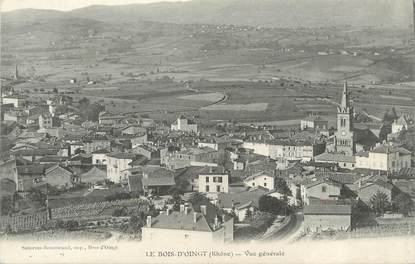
[2,0,412,29]
[70,0,412,28]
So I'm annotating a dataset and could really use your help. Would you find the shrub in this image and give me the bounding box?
[65,220,79,231]
[113,207,129,217]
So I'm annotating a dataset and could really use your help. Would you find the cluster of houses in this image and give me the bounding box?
[0,82,414,242]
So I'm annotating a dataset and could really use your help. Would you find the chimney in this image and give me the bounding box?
[358,180,362,188]
[146,216,152,228]
[166,209,170,215]
[184,207,189,215]
[193,212,197,223]
[180,204,185,213]
[200,205,207,215]
[214,216,219,228]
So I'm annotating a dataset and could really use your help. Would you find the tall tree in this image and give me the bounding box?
[258,195,286,215]
[392,192,414,216]
[370,191,391,215]
[275,177,292,196]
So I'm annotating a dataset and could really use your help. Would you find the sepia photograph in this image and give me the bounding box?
[0,0,414,263]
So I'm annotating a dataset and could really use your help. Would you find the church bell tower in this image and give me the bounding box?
[335,82,355,156]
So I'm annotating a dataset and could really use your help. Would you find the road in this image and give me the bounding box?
[274,212,304,241]
[260,212,304,242]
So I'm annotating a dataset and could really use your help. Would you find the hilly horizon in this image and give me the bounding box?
[2,0,412,28]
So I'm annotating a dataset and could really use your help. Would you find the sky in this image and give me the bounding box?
[1,0,190,12]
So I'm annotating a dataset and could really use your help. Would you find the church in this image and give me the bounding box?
[334,82,355,156]
[314,82,380,169]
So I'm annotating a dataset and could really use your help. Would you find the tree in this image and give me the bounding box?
[74,148,86,155]
[258,195,286,215]
[370,191,391,215]
[29,188,46,207]
[0,196,14,216]
[65,220,79,231]
[275,177,292,196]
[84,103,105,122]
[166,192,183,211]
[392,192,414,216]
[113,206,129,217]
[78,97,90,107]
[379,123,391,142]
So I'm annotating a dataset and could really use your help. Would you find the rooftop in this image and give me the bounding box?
[370,145,411,155]
[217,187,268,209]
[148,208,212,232]
[304,204,352,215]
[107,152,136,160]
[314,152,356,163]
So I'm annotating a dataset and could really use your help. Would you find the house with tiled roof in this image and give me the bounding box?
[80,166,107,185]
[11,148,60,162]
[121,165,175,196]
[303,204,352,232]
[198,167,229,194]
[98,111,124,126]
[141,166,175,196]
[301,177,342,205]
[44,164,74,189]
[142,204,233,244]
[164,147,219,169]
[355,144,411,173]
[91,148,110,165]
[217,187,268,221]
[301,115,328,131]
[243,171,275,191]
[314,152,356,170]
[106,152,136,183]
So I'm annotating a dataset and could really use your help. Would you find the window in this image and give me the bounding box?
[264,183,267,187]
[216,186,221,192]
[206,185,210,192]
[206,177,209,183]
[184,234,189,239]
[264,177,267,181]
[213,177,217,183]
[322,186,327,193]
[344,163,346,167]
[218,177,222,183]
[252,182,255,186]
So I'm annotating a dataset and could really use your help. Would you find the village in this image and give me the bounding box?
[1,72,414,243]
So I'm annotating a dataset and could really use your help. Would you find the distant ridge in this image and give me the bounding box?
[2,0,412,28]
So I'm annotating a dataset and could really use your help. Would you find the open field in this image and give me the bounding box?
[178,92,224,102]
[201,103,268,112]
[1,10,414,123]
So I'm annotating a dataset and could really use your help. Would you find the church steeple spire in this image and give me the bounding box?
[14,64,19,81]
[338,82,350,113]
